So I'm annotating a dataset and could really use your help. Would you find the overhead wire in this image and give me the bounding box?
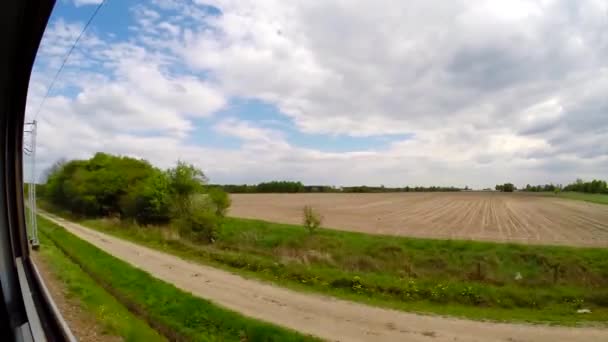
[32,0,107,121]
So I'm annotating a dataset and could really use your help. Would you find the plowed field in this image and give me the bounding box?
[229,192,608,247]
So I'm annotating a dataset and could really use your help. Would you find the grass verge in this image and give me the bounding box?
[36,228,165,341]
[38,215,318,342]
[42,205,608,326]
[552,192,608,205]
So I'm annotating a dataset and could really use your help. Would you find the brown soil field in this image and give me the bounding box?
[229,192,608,247]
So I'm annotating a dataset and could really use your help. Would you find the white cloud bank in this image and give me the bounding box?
[25,0,608,187]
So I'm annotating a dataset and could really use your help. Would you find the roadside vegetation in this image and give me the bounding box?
[43,205,608,325]
[38,215,317,341]
[35,229,166,341]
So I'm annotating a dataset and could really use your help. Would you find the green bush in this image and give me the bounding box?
[208,188,231,217]
[175,209,220,243]
[173,193,221,243]
[41,154,233,242]
[133,172,171,225]
[42,153,162,217]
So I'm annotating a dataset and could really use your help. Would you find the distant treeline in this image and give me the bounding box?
[563,179,607,194]
[211,181,462,193]
[520,179,607,194]
[341,185,462,193]
[522,184,560,192]
[216,179,608,194]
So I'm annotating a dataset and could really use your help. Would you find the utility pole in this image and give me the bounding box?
[24,120,39,249]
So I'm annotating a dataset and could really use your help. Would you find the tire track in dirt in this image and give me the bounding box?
[424,200,464,236]
[503,200,537,241]
[441,200,480,238]
[531,204,604,243]
[488,196,503,239]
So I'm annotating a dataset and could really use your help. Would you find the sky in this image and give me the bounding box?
[24,0,608,188]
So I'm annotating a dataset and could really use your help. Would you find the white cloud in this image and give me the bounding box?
[26,0,608,187]
[214,118,289,148]
[26,13,228,181]
[73,0,103,7]
[178,0,607,135]
[176,0,608,184]
[158,21,180,36]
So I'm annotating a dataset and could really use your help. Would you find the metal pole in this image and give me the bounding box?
[30,120,39,249]
[29,175,34,240]
[24,120,39,249]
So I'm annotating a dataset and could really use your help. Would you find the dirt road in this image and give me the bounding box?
[42,213,608,342]
[229,192,608,247]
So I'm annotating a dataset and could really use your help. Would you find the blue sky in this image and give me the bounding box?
[38,0,407,148]
[25,0,608,187]
[189,98,412,152]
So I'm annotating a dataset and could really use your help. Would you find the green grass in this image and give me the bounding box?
[36,229,166,342]
[552,192,608,205]
[38,215,318,342]
[44,205,608,327]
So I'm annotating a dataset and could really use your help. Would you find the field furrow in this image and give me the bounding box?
[229,193,608,247]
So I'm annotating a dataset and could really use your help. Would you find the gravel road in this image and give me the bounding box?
[42,213,608,342]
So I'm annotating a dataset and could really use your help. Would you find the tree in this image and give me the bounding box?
[495,183,514,192]
[502,183,515,192]
[166,161,208,216]
[166,161,228,243]
[208,188,231,217]
[40,153,232,242]
[131,171,171,225]
[43,153,166,217]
